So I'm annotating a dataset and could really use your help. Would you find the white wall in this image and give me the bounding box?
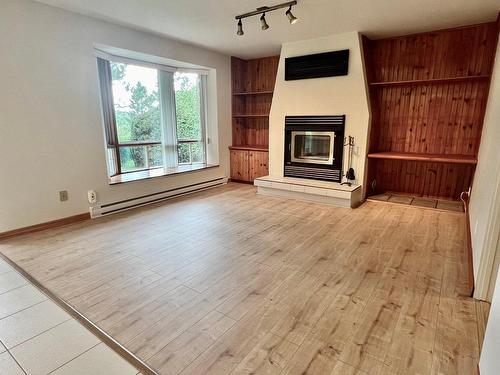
[480,262,500,374]
[268,32,370,191]
[0,0,231,232]
[470,38,500,299]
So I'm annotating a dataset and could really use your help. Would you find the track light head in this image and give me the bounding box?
[286,6,298,24]
[260,13,269,30]
[237,19,244,36]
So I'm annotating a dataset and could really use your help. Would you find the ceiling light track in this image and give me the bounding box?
[235,0,298,36]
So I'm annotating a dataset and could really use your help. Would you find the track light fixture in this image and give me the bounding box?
[235,1,298,36]
[285,6,298,24]
[237,19,244,35]
[260,13,269,30]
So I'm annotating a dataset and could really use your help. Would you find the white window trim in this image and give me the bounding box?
[94,50,209,76]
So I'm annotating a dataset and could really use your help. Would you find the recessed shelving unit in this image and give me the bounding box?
[230,56,279,182]
[362,22,498,200]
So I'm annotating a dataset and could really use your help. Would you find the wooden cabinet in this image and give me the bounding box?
[230,148,268,182]
[230,150,249,181]
[249,151,268,181]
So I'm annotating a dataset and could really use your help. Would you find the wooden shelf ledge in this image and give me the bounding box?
[233,91,273,96]
[367,152,477,164]
[369,75,490,87]
[229,145,269,152]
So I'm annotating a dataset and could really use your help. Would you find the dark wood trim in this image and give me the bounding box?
[229,145,269,152]
[227,179,254,184]
[233,90,274,96]
[0,252,157,375]
[0,213,90,241]
[232,114,270,118]
[462,193,475,297]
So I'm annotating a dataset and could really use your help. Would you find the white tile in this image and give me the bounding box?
[326,189,350,199]
[0,351,25,375]
[0,285,47,319]
[255,179,272,188]
[271,182,291,191]
[11,319,100,375]
[0,272,28,295]
[0,259,13,275]
[289,184,305,193]
[51,343,138,375]
[0,340,6,354]
[304,186,327,196]
[0,300,71,349]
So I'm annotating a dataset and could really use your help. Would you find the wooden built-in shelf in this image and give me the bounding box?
[367,151,478,165]
[233,91,274,96]
[369,75,490,87]
[230,55,279,182]
[229,145,269,152]
[233,114,269,118]
[362,22,498,200]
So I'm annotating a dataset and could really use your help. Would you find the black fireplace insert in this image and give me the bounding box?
[284,115,345,182]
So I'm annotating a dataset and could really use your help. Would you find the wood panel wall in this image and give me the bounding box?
[232,56,280,93]
[372,159,475,199]
[371,81,490,155]
[364,21,499,200]
[368,25,497,82]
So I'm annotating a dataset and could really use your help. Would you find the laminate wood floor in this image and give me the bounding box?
[0,183,487,375]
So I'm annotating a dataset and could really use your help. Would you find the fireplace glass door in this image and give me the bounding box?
[290,131,335,165]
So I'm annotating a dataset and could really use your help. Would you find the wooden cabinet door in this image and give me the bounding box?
[249,151,269,181]
[230,150,250,181]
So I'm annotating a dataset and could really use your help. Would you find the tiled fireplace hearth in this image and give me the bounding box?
[254,175,362,207]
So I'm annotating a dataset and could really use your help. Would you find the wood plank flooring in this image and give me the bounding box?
[0,183,487,374]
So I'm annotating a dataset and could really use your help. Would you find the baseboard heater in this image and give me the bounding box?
[90,177,228,218]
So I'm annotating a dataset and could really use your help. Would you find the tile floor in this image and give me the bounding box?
[0,257,140,375]
[369,193,465,212]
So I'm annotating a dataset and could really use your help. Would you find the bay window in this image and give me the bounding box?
[97,55,208,178]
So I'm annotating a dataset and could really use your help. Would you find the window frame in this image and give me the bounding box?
[97,54,209,177]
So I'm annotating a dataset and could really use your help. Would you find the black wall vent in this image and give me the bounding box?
[285,49,349,81]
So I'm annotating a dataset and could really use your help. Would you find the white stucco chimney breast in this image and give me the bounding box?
[255,31,371,207]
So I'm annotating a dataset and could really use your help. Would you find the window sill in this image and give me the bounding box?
[109,164,219,185]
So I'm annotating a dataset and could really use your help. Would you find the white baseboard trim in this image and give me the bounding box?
[90,177,228,218]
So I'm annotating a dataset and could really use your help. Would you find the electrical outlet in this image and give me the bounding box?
[59,190,68,202]
[87,190,97,204]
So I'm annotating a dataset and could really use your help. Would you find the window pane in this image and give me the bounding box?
[111,62,162,143]
[178,143,190,164]
[191,142,204,163]
[177,142,204,165]
[119,145,163,172]
[174,73,201,140]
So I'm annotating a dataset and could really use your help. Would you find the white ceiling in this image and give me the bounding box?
[34,0,499,58]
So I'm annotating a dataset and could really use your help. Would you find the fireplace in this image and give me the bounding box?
[284,115,345,182]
